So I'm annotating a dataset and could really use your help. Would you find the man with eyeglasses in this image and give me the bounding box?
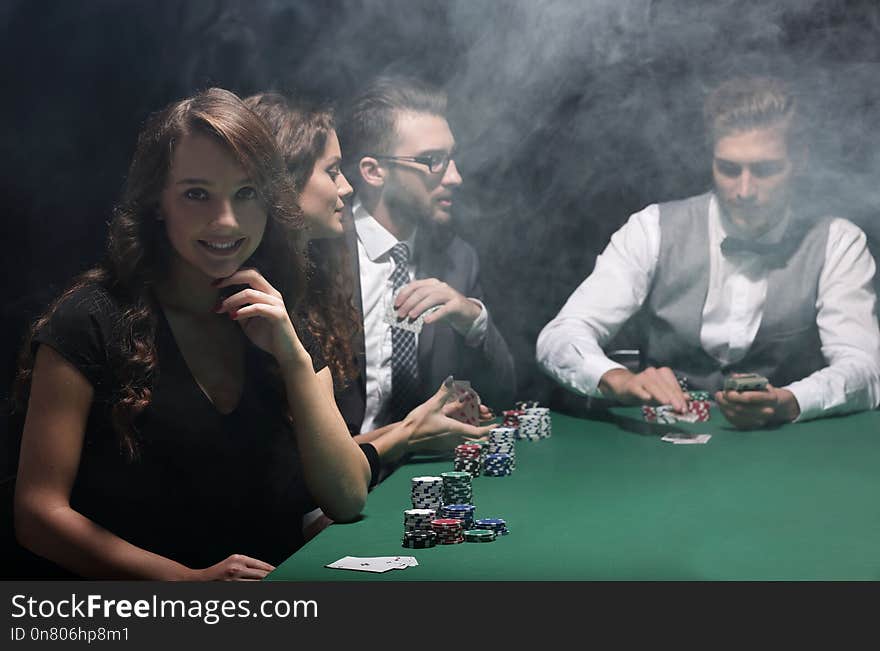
[335,75,515,460]
[537,75,880,429]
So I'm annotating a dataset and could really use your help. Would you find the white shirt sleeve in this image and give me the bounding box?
[783,218,880,421]
[463,299,489,347]
[536,204,661,397]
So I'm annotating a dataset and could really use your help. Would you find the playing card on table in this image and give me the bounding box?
[326,556,391,572]
[661,433,712,445]
[325,556,419,573]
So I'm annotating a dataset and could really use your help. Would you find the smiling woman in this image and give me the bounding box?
[9,88,373,580]
[161,133,267,279]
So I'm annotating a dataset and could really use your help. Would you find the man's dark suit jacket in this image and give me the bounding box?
[335,215,516,436]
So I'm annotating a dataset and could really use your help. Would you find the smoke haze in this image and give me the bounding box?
[2,0,879,405]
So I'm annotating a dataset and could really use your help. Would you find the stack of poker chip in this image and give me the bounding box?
[403,508,436,533]
[643,402,711,424]
[411,476,443,510]
[431,518,465,544]
[475,517,509,536]
[483,452,513,476]
[402,530,437,548]
[454,443,482,477]
[441,471,473,505]
[642,405,677,424]
[468,439,489,466]
[502,409,524,427]
[440,503,475,529]
[526,407,552,437]
[488,427,517,470]
[687,400,711,422]
[517,407,552,440]
[464,529,496,543]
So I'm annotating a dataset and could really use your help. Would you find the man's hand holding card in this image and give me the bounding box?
[388,279,482,336]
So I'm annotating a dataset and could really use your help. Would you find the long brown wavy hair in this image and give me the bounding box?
[13,88,305,460]
[245,92,360,388]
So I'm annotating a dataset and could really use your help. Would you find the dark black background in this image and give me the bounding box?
[2,0,879,409]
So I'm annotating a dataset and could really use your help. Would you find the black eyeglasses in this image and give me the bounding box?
[366,152,454,174]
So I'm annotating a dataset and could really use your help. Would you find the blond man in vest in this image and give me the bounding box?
[537,76,880,429]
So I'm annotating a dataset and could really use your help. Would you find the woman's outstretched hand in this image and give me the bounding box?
[404,377,494,454]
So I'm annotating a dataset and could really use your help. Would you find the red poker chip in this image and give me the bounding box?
[689,401,711,420]
[502,409,525,426]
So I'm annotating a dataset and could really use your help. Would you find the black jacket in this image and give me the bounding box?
[335,215,516,436]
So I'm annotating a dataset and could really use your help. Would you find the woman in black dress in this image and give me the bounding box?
[12,88,375,579]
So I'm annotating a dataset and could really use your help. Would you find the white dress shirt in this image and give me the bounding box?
[536,194,880,421]
[353,199,490,433]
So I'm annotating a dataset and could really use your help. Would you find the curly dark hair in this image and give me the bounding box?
[13,87,305,459]
[245,92,361,387]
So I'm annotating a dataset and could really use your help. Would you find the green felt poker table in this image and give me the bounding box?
[267,407,880,581]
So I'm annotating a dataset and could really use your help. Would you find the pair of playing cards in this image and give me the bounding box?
[446,379,481,426]
[661,433,712,445]
[384,288,442,334]
[325,556,419,573]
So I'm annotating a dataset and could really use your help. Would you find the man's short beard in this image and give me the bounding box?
[385,175,431,226]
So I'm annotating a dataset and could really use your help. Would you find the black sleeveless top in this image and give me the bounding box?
[32,285,325,570]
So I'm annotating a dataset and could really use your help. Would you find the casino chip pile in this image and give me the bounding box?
[454,443,482,477]
[483,453,513,476]
[442,471,474,504]
[430,518,465,544]
[517,407,552,440]
[404,508,436,532]
[642,376,713,424]
[487,427,516,473]
[502,404,553,440]
[399,396,548,548]
[411,476,443,510]
[464,529,495,542]
[475,518,509,536]
[440,504,475,529]
[502,409,523,426]
[642,400,711,423]
[402,530,438,548]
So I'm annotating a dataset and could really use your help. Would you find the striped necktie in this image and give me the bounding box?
[385,242,420,423]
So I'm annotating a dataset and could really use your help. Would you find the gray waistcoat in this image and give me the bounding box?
[641,192,829,391]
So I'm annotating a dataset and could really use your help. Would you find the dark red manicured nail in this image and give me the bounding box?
[212,299,223,312]
[229,310,238,319]
[210,278,222,287]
